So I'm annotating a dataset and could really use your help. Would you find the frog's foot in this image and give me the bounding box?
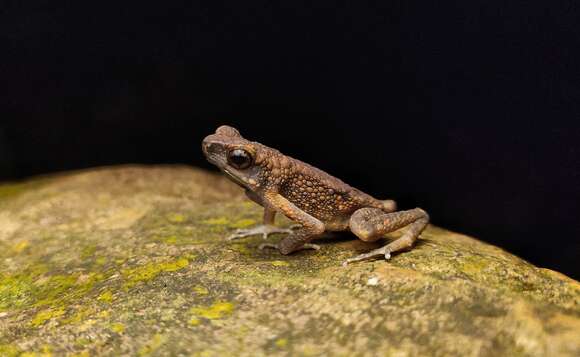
[258,242,320,253]
[227,225,295,241]
[342,247,392,267]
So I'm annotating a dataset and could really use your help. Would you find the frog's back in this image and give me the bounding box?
[278,156,383,223]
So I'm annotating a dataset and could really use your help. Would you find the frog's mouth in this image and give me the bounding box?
[222,168,248,189]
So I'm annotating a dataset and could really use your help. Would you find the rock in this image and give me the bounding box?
[0,165,578,356]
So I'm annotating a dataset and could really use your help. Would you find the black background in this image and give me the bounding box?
[1,2,579,278]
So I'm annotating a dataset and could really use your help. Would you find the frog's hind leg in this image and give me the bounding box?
[344,207,429,266]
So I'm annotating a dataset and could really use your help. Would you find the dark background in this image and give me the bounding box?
[1,2,579,278]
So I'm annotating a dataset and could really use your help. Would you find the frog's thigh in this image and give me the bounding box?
[349,207,428,242]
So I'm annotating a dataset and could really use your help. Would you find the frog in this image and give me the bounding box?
[202,125,429,265]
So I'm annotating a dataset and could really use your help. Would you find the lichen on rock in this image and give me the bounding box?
[0,165,578,356]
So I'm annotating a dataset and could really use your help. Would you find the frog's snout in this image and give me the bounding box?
[202,135,229,168]
[201,138,211,156]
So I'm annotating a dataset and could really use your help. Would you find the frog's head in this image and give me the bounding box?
[202,125,276,190]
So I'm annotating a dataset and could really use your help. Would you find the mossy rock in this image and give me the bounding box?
[0,165,578,356]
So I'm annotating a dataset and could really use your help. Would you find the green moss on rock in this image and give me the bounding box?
[30,307,66,327]
[190,301,235,322]
[0,165,578,356]
[122,258,189,289]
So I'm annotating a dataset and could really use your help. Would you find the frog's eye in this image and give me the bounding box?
[227,149,253,169]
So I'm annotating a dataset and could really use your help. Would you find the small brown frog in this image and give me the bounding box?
[202,125,429,265]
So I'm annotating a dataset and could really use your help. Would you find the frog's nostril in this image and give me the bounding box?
[202,141,211,154]
[202,141,218,156]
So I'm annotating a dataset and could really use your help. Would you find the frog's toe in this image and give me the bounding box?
[258,242,321,253]
[302,243,321,250]
[342,247,392,267]
[226,229,253,241]
[226,225,293,241]
[226,231,244,241]
[258,243,279,251]
[262,227,294,239]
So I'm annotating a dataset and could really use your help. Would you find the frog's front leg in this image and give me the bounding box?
[257,192,325,254]
[227,190,296,241]
[344,207,429,266]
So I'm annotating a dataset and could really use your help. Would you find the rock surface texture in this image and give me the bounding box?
[0,166,579,356]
